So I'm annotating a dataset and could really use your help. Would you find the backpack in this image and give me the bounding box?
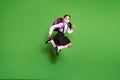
[52,18,65,32]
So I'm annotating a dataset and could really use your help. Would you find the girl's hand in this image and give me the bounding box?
[48,34,51,38]
[72,25,75,30]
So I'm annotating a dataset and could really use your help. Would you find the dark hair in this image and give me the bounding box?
[68,22,72,30]
[64,14,72,29]
[64,14,71,19]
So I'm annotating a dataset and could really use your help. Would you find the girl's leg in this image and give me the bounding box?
[50,39,57,47]
[57,43,72,51]
[45,39,57,48]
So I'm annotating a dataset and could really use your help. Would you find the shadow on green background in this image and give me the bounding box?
[0,0,120,80]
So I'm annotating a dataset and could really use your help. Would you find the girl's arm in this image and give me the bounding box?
[48,23,63,38]
[67,25,75,34]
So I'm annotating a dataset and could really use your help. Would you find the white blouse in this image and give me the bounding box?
[49,22,74,35]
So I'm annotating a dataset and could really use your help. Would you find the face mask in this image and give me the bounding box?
[64,19,70,23]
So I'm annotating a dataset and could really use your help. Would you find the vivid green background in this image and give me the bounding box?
[0,0,120,80]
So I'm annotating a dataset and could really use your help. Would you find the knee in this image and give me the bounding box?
[67,43,72,48]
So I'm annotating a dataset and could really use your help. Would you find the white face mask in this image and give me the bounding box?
[64,19,70,23]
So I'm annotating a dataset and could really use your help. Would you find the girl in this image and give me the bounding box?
[46,14,75,55]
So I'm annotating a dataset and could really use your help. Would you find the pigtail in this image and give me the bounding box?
[68,22,72,30]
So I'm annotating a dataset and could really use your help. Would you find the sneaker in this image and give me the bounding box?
[45,38,51,44]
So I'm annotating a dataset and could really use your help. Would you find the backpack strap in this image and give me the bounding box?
[53,19,58,25]
[62,19,65,33]
[54,19,58,24]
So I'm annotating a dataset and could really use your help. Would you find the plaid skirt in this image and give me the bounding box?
[53,32,71,46]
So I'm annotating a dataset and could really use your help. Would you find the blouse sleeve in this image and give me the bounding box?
[49,23,63,35]
[67,27,74,34]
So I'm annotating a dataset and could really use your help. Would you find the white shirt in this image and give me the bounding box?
[49,22,74,35]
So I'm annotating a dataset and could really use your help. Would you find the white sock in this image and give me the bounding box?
[50,40,56,47]
[58,45,68,50]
